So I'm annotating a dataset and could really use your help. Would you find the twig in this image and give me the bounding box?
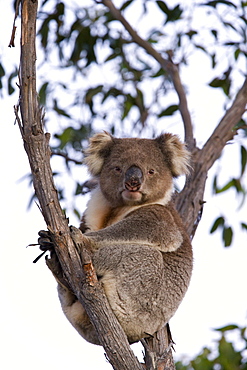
[8,0,21,47]
[51,150,83,165]
[99,0,195,151]
[14,103,23,136]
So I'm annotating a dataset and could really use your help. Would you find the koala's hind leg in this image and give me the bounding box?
[38,230,100,345]
[57,284,100,345]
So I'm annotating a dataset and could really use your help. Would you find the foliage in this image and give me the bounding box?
[176,324,247,369]
[2,0,247,241]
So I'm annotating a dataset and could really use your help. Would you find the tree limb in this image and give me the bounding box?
[100,0,195,151]
[17,1,143,369]
[201,76,247,170]
[8,0,21,47]
[51,150,83,165]
[175,76,247,236]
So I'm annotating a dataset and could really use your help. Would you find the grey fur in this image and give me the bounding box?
[57,132,193,345]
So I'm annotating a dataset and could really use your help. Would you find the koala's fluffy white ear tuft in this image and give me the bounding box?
[156,133,191,177]
[84,132,113,176]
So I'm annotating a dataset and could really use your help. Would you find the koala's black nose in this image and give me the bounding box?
[125,166,143,191]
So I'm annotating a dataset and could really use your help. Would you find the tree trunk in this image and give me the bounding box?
[17,1,142,369]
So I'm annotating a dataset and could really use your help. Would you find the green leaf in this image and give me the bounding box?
[38,82,49,106]
[209,67,232,96]
[213,174,218,193]
[120,0,134,11]
[186,30,197,39]
[217,335,242,368]
[156,1,169,14]
[56,2,64,16]
[210,216,225,233]
[190,347,213,370]
[240,145,247,177]
[7,68,18,95]
[55,128,74,149]
[102,88,124,103]
[215,179,235,193]
[53,99,71,118]
[214,324,239,332]
[223,226,233,247]
[0,63,4,90]
[38,17,51,49]
[75,183,83,196]
[158,105,178,117]
[151,67,166,78]
[241,222,247,231]
[73,208,81,220]
[85,85,103,114]
[70,26,97,65]
[194,44,208,53]
[209,77,231,96]
[0,63,5,79]
[104,52,119,62]
[211,29,218,39]
[203,1,237,8]
[240,326,246,341]
[213,177,243,195]
[156,2,182,23]
[211,53,216,68]
[234,48,241,60]
[122,93,135,119]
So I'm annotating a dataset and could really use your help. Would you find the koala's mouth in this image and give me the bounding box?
[122,189,142,203]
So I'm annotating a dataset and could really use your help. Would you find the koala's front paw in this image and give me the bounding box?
[37,230,71,290]
[29,230,51,263]
[32,230,55,264]
[38,230,54,251]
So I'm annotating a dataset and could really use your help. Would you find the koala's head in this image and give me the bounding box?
[84,132,190,207]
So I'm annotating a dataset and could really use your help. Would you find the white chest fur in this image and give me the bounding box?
[84,186,172,231]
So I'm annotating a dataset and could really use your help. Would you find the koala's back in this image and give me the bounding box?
[90,203,193,343]
[94,244,164,341]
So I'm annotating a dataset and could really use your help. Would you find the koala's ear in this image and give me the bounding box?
[156,133,191,177]
[84,132,114,176]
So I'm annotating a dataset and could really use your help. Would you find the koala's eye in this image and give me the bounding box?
[148,169,155,175]
[114,166,122,173]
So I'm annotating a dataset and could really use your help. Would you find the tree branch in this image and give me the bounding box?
[175,76,247,236]
[8,0,21,47]
[100,0,195,151]
[17,1,143,369]
[201,76,247,170]
[51,150,83,165]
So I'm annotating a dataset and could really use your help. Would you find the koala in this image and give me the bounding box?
[39,132,193,345]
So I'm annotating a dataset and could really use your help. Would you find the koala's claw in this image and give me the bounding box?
[33,230,55,263]
[38,230,54,251]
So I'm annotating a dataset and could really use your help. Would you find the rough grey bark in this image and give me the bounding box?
[16,1,142,369]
